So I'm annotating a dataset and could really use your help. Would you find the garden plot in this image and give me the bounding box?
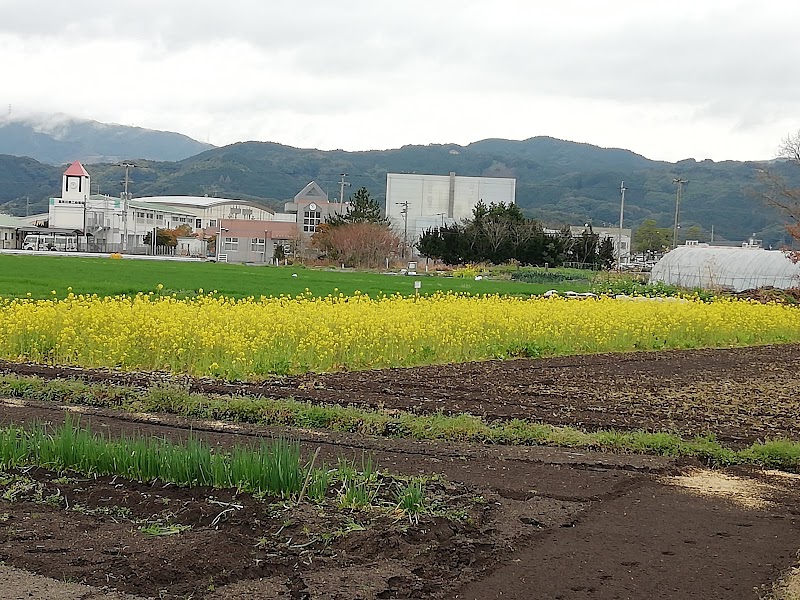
[1,344,800,598]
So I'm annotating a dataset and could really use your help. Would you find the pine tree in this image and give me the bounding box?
[327,187,388,226]
[599,236,616,269]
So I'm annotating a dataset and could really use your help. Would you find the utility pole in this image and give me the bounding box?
[119,162,138,253]
[672,178,688,250]
[396,201,409,259]
[83,192,88,252]
[338,173,351,204]
[617,181,627,269]
[120,162,137,200]
[25,196,29,217]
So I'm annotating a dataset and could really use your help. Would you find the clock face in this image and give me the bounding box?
[68,178,79,191]
[308,203,317,211]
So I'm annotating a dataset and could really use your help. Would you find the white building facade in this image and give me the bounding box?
[46,161,289,254]
[385,172,516,252]
[568,226,632,264]
[0,214,29,249]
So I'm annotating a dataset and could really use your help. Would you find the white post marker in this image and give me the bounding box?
[414,280,421,297]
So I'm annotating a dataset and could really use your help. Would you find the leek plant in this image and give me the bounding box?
[0,417,308,499]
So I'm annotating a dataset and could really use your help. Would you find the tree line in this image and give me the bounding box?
[417,201,615,268]
[302,187,749,268]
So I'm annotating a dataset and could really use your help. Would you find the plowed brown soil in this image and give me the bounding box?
[1,345,799,599]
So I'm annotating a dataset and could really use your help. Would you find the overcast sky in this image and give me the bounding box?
[1,0,798,162]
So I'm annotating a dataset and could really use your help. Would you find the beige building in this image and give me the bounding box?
[214,182,353,263]
[216,219,300,264]
[281,182,347,232]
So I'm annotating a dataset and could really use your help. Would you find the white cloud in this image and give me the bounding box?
[2,0,799,161]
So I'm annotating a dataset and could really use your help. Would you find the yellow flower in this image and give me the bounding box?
[1,291,799,379]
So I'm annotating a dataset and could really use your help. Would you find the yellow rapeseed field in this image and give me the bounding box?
[0,291,798,379]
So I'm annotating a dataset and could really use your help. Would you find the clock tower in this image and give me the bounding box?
[62,161,90,202]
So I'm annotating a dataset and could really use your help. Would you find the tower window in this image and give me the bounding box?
[303,210,321,232]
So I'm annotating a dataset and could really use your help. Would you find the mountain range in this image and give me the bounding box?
[0,114,795,246]
[0,114,214,164]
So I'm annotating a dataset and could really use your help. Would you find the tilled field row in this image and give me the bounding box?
[3,344,800,443]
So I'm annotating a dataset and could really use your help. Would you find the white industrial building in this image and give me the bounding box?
[136,195,277,229]
[28,162,349,260]
[385,172,516,251]
[38,161,291,254]
[46,163,218,253]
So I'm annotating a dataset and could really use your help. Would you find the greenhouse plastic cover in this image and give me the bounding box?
[649,245,800,292]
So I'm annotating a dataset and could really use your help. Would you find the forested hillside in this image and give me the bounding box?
[0,136,794,245]
[0,115,214,165]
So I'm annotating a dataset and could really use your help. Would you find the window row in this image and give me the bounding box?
[221,237,293,254]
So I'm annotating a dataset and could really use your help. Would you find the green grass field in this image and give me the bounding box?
[0,254,591,299]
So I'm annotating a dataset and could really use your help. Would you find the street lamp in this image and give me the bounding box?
[435,212,446,227]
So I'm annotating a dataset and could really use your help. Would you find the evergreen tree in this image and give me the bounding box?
[572,227,600,266]
[417,227,446,260]
[598,236,616,269]
[327,187,388,226]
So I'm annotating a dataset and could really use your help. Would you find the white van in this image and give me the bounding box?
[22,233,79,252]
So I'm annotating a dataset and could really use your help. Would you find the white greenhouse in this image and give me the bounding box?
[650,244,800,292]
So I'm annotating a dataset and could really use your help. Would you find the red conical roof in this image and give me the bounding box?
[63,161,89,177]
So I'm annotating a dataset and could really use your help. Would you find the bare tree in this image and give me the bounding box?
[757,130,800,256]
[312,222,399,268]
[508,220,536,249]
[481,218,510,257]
[779,130,800,163]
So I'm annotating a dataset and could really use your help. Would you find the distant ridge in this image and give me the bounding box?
[0,131,796,247]
[0,113,214,164]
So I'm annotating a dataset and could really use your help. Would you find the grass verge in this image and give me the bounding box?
[0,374,798,472]
[0,255,570,300]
